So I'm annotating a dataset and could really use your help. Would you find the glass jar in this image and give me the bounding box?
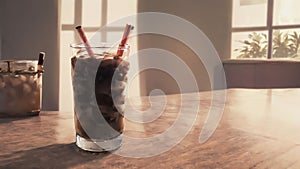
[0,60,43,117]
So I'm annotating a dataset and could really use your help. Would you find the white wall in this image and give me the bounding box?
[137,0,232,95]
[0,0,60,110]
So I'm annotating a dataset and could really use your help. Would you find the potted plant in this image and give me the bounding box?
[235,31,300,59]
[234,32,267,58]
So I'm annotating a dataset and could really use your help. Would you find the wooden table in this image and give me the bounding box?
[1,88,300,168]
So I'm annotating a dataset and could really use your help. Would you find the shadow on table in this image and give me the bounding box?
[0,143,110,169]
[0,117,36,124]
[0,112,59,124]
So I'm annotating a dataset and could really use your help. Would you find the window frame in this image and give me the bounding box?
[61,0,125,43]
[231,0,300,59]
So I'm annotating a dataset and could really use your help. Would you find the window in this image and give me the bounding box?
[231,0,300,59]
[60,0,138,112]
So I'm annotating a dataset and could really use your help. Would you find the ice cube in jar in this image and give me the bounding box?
[0,60,42,117]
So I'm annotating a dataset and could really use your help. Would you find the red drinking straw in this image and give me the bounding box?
[75,26,95,58]
[117,24,134,57]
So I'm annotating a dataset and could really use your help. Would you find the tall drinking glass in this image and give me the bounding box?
[70,43,130,152]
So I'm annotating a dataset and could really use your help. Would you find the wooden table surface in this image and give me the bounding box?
[1,88,300,169]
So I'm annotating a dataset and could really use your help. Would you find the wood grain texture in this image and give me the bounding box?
[0,88,300,168]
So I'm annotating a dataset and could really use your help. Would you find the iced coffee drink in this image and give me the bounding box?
[0,60,43,117]
[72,24,132,152]
[71,44,130,152]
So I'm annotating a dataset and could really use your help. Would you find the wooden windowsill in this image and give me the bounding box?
[223,58,300,64]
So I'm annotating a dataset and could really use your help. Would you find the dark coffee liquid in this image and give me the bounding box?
[72,56,129,140]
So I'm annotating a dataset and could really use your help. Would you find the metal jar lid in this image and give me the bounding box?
[0,60,38,75]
